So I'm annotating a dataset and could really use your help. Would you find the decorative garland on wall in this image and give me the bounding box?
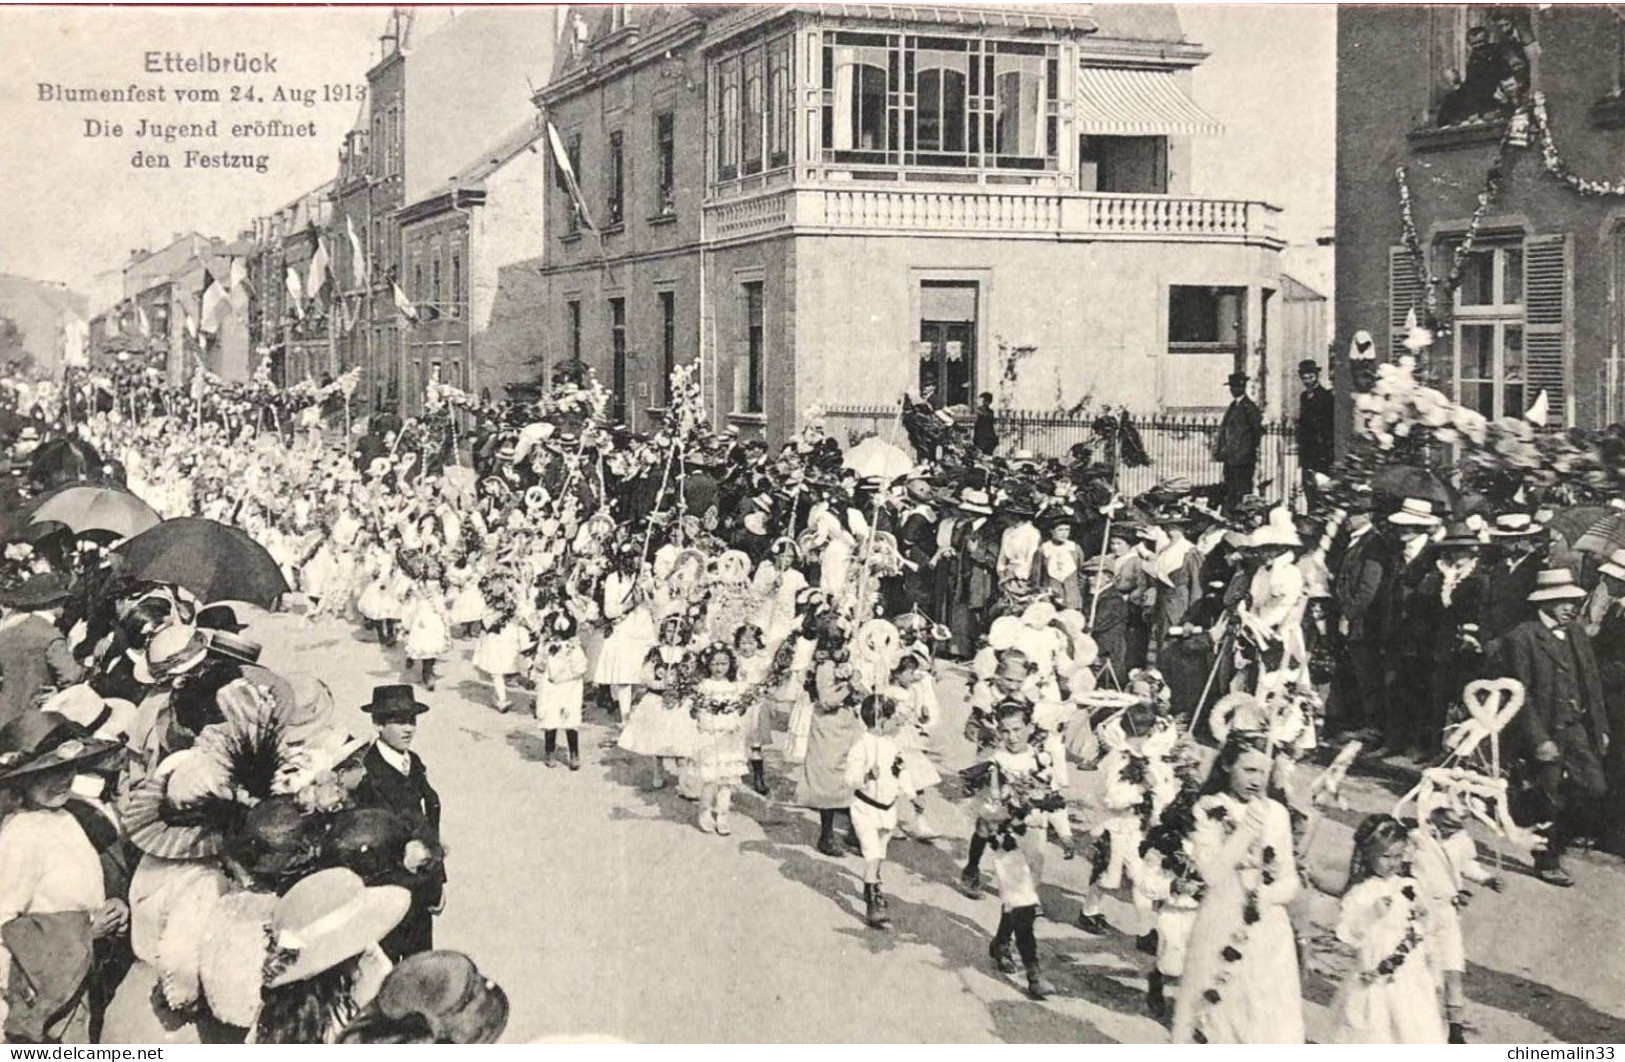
[1530,92,1625,197]
[1395,123,1510,333]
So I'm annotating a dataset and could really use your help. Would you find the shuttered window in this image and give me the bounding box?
[1387,245,1427,362]
[1523,233,1570,426]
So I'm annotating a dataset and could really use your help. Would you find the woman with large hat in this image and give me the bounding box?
[0,711,128,1043]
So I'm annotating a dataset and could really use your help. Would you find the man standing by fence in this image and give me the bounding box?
[1211,371,1262,514]
[1295,359,1335,510]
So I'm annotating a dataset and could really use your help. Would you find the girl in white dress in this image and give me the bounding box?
[733,624,774,796]
[401,574,451,691]
[357,545,405,647]
[446,558,488,639]
[1411,804,1502,1044]
[616,651,697,789]
[472,596,526,712]
[883,654,943,840]
[594,554,656,729]
[534,611,589,771]
[1327,815,1446,1044]
[1171,736,1304,1044]
[690,645,748,836]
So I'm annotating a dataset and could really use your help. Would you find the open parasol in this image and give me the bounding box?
[1370,463,1457,509]
[115,518,290,609]
[842,436,914,482]
[1549,505,1625,558]
[27,484,159,540]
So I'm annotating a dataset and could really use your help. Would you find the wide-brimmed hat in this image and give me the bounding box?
[223,795,322,883]
[1248,507,1302,549]
[205,629,262,666]
[1387,497,1441,528]
[38,684,137,742]
[139,624,210,684]
[1439,520,1488,549]
[264,868,410,988]
[0,572,72,610]
[195,604,247,633]
[0,711,124,787]
[1489,512,1543,538]
[958,489,994,516]
[1527,568,1587,604]
[365,684,430,723]
[344,951,510,1045]
[1599,549,1625,582]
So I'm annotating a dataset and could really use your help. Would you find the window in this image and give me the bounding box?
[659,290,677,405]
[606,130,625,227]
[655,113,676,215]
[1430,7,1535,127]
[1452,242,1526,419]
[609,298,627,424]
[1169,286,1247,353]
[1078,136,1168,193]
[741,282,765,414]
[820,34,1058,171]
[566,299,582,364]
[412,259,425,303]
[919,282,977,409]
[556,132,583,234]
[713,35,795,183]
[450,253,461,318]
[430,251,442,311]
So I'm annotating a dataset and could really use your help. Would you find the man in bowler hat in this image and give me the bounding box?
[1295,359,1335,509]
[1211,372,1263,515]
[352,685,445,959]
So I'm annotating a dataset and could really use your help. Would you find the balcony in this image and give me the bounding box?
[704,187,1282,249]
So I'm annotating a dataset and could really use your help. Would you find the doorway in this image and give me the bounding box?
[919,281,978,409]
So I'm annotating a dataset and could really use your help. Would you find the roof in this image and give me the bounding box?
[1280,274,1327,302]
[410,115,549,205]
[549,5,700,86]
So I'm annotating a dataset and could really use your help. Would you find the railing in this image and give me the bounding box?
[822,405,1302,506]
[703,186,1283,247]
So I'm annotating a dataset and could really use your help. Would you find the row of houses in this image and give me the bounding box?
[80,3,1340,448]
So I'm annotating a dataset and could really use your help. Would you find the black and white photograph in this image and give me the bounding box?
[0,0,1621,1046]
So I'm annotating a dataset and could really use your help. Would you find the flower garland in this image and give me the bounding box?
[1530,93,1625,197]
[1189,802,1278,1045]
[1358,883,1426,986]
[1395,124,1509,333]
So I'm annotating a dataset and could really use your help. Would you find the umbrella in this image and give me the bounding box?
[842,436,915,482]
[27,485,159,540]
[1556,506,1625,558]
[115,518,290,609]
[1370,464,1456,508]
[27,437,102,488]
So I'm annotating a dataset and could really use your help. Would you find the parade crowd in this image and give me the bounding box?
[0,355,1619,1045]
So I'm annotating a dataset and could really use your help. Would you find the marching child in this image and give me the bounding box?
[691,644,748,835]
[1328,815,1445,1044]
[617,650,697,790]
[534,611,589,770]
[843,693,912,930]
[734,624,774,796]
[401,570,451,691]
[884,653,943,841]
[985,699,1064,1000]
[1411,802,1502,1043]
[471,595,526,713]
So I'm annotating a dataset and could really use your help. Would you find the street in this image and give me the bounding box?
[248,602,1625,1044]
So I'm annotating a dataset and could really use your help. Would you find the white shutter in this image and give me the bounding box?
[1524,233,1571,427]
[1388,245,1426,361]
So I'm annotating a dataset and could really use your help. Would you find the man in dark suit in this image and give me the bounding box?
[972,392,998,455]
[1379,499,1441,758]
[1331,500,1388,737]
[351,685,445,958]
[0,573,84,728]
[1294,360,1335,510]
[1489,569,1611,887]
[1211,372,1263,514]
[1482,513,1547,640]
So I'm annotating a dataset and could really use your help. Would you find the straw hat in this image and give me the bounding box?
[958,488,994,516]
[136,624,209,685]
[264,868,410,988]
[1248,507,1302,549]
[1527,568,1587,604]
[1599,549,1625,582]
[0,712,124,787]
[1387,498,1441,528]
[38,684,137,742]
[1489,512,1543,538]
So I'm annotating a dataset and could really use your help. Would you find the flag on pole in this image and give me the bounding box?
[1525,389,1550,427]
[137,306,151,337]
[286,267,305,320]
[200,275,230,335]
[346,216,368,286]
[547,121,598,235]
[308,237,331,303]
[393,281,419,324]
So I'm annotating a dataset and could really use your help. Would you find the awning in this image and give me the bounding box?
[1075,67,1223,138]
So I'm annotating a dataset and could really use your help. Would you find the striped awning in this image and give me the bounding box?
[1075,67,1223,138]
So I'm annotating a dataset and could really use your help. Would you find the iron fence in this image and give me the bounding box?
[822,405,1302,506]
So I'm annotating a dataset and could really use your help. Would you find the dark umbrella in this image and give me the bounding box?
[28,437,102,489]
[114,518,289,609]
[1370,463,1456,508]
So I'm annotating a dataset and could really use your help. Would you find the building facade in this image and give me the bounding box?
[1336,6,1625,434]
[538,4,1286,444]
